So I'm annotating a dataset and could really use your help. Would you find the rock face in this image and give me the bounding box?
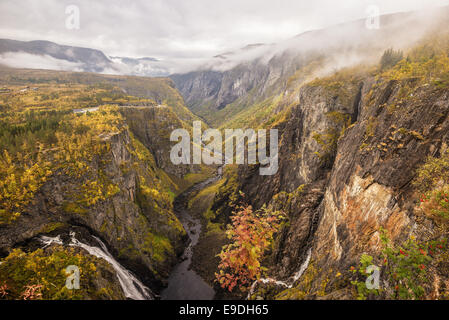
[240,82,361,207]
[170,71,223,110]
[0,110,194,294]
[171,8,449,127]
[120,106,195,178]
[211,76,361,220]
[171,54,305,125]
[210,73,449,298]
[309,79,449,294]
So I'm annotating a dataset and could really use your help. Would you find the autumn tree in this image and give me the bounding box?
[216,198,285,292]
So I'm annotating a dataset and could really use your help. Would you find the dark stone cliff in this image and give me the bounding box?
[211,74,449,298]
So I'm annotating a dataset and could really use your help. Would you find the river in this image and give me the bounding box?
[36,174,220,300]
[160,176,219,300]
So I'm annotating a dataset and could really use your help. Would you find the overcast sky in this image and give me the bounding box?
[1,0,449,61]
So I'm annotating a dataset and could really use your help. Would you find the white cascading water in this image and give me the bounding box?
[247,248,312,299]
[39,232,154,300]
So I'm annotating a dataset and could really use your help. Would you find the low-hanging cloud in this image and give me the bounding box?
[0,51,84,71]
[1,0,449,75]
[190,4,449,76]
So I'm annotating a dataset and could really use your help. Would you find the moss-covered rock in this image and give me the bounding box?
[0,245,125,300]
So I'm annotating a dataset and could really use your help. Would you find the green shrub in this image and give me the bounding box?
[380,49,404,71]
[0,246,122,300]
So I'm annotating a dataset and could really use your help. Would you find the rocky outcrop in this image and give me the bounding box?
[119,106,196,178]
[212,78,361,219]
[171,53,305,125]
[211,73,449,298]
[171,8,449,127]
[170,71,223,110]
[310,79,449,294]
[0,125,187,294]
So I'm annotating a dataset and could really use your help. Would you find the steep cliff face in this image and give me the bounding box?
[170,71,223,111]
[212,75,362,222]
[0,125,186,291]
[0,68,217,299]
[308,78,449,296]
[119,106,195,178]
[171,53,306,126]
[209,60,449,298]
[171,8,449,128]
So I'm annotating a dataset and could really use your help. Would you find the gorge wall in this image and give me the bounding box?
[0,70,206,299]
[205,69,449,299]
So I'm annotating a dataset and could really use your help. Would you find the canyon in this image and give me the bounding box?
[1,7,449,301]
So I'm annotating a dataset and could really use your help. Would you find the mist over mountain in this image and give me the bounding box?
[109,56,171,77]
[0,39,171,77]
[0,39,113,73]
[1,6,448,81]
[170,6,449,125]
[2,1,449,303]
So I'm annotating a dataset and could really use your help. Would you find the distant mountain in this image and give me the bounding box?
[109,56,170,77]
[0,39,114,73]
[170,6,449,126]
[213,43,267,60]
[0,39,170,77]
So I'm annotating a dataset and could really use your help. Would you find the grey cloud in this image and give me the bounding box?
[0,51,84,71]
[0,0,449,74]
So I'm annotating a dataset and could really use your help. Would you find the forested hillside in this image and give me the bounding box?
[0,69,211,299]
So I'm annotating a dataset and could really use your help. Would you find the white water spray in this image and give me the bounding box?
[39,232,154,300]
[247,248,312,299]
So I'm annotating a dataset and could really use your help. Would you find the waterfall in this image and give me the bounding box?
[247,248,312,299]
[39,232,154,300]
[291,248,312,284]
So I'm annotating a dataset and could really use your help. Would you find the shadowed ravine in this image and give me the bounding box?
[161,175,220,300]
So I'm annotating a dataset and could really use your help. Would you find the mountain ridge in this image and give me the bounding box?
[0,38,168,77]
